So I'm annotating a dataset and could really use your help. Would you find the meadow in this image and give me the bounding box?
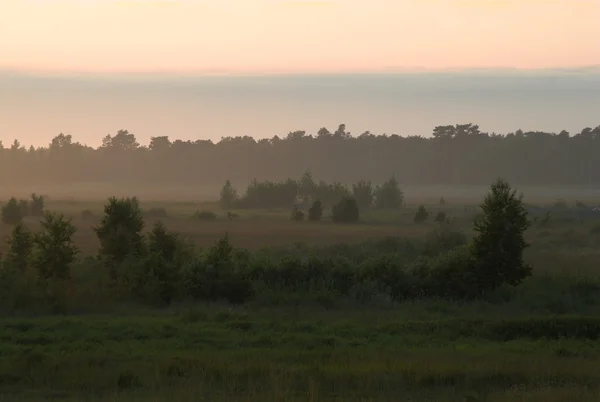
[1,192,600,401]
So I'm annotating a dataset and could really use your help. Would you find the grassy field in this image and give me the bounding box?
[1,195,600,401]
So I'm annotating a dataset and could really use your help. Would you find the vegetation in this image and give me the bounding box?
[1,175,600,401]
[308,199,323,221]
[414,204,429,223]
[193,210,218,221]
[1,197,23,225]
[2,124,600,193]
[332,197,360,223]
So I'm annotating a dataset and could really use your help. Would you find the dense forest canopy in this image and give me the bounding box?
[1,123,599,188]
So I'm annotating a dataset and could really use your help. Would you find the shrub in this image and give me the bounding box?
[32,212,78,280]
[414,205,429,223]
[471,178,532,293]
[2,197,23,225]
[123,252,179,306]
[422,227,468,257]
[29,193,45,217]
[4,223,34,273]
[332,197,359,223]
[182,234,253,304]
[94,197,145,279]
[291,208,304,221]
[308,199,323,221]
[220,180,238,209]
[434,211,447,223]
[352,180,374,210]
[194,210,217,221]
[373,176,404,210]
[413,245,478,299]
[18,199,30,217]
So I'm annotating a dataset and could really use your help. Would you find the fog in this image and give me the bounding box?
[2,69,600,147]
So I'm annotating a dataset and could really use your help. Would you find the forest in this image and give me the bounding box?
[1,123,600,188]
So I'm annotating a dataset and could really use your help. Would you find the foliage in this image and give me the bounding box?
[422,226,468,257]
[471,178,532,294]
[1,197,23,225]
[414,205,429,223]
[374,176,404,210]
[308,199,323,221]
[29,193,45,217]
[194,210,218,221]
[332,197,360,223]
[182,234,253,304]
[3,222,34,273]
[291,208,304,221]
[352,180,374,210]
[94,197,145,278]
[219,180,238,209]
[32,212,78,280]
[2,124,600,191]
[18,199,29,217]
[434,210,447,223]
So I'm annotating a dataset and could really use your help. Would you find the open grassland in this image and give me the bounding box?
[1,198,599,255]
[2,311,600,402]
[2,196,600,401]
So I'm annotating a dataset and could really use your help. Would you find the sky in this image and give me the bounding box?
[1,0,599,74]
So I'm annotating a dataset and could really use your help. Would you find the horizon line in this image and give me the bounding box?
[3,65,600,79]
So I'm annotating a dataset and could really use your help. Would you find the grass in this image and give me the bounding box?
[1,197,600,401]
[2,311,600,401]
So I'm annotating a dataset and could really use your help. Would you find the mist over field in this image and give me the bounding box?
[2,68,600,147]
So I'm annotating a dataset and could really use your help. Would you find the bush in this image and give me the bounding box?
[2,197,23,225]
[352,180,374,210]
[332,197,359,223]
[414,205,429,223]
[32,212,78,280]
[94,197,145,279]
[29,193,45,217]
[220,180,238,209]
[4,223,33,273]
[182,234,253,304]
[291,208,304,221]
[194,210,217,221]
[422,227,468,257]
[18,199,29,217]
[471,178,532,293]
[434,211,447,223]
[308,199,323,221]
[373,176,404,210]
[413,245,478,299]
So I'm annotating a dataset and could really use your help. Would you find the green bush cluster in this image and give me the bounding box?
[1,193,45,225]
[219,172,404,210]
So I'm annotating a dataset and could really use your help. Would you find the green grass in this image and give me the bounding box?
[2,312,600,401]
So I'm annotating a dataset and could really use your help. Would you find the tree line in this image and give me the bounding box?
[1,123,600,187]
[219,172,404,211]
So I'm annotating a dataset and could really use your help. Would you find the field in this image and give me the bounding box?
[1,193,600,401]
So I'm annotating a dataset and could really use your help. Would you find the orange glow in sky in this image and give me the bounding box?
[1,0,599,73]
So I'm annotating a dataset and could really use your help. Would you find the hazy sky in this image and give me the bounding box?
[1,0,599,74]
